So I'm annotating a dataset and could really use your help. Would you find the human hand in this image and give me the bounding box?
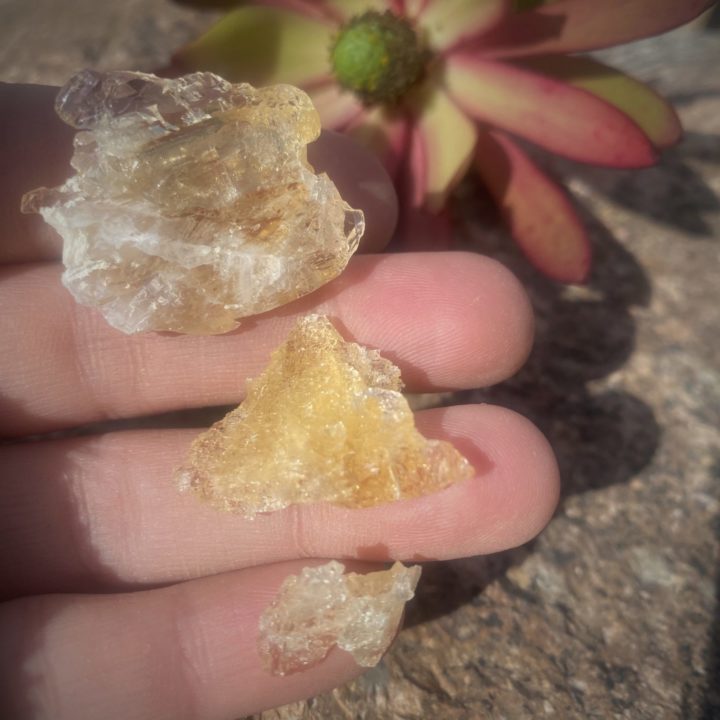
[0,83,559,719]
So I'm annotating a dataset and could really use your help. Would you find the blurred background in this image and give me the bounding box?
[2,1,719,718]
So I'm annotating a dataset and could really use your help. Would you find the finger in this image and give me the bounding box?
[308,130,397,253]
[0,84,73,264]
[0,84,395,264]
[0,253,533,437]
[0,559,378,720]
[0,404,559,599]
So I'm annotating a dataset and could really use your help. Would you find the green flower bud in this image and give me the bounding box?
[331,11,428,105]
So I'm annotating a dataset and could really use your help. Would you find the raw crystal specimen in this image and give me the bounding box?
[258,561,421,675]
[21,70,364,334]
[177,314,474,515]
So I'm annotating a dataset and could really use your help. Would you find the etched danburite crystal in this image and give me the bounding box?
[176,314,474,515]
[258,561,421,675]
[21,70,364,334]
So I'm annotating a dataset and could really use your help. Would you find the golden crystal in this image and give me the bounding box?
[258,561,421,675]
[21,70,363,334]
[177,314,474,515]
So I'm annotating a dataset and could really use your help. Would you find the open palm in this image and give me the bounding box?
[0,83,559,719]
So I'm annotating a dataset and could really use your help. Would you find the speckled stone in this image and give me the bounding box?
[2,5,718,718]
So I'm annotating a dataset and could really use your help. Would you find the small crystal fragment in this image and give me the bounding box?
[177,315,474,515]
[21,70,364,334]
[258,561,421,675]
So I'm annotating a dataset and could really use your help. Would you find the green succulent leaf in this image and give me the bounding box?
[173,7,333,86]
[420,0,507,51]
[516,55,681,148]
[405,79,478,210]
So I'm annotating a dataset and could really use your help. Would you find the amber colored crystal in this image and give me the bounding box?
[176,314,474,516]
[258,561,421,675]
[21,70,363,334]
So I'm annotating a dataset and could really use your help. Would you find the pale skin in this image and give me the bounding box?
[0,83,560,718]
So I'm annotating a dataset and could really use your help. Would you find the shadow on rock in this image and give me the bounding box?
[700,455,720,719]
[570,133,720,238]
[408,183,661,629]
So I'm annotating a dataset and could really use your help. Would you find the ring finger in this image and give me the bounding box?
[0,403,559,600]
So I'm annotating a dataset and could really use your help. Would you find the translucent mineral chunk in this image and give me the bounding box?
[177,315,474,516]
[258,561,421,675]
[21,70,364,334]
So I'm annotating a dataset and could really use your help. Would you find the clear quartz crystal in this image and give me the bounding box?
[258,561,421,675]
[21,70,364,334]
[176,314,474,516]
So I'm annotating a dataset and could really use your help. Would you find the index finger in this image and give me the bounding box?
[0,83,73,264]
[0,82,397,264]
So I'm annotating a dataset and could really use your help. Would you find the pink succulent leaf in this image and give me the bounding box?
[512,55,681,149]
[406,115,428,207]
[345,107,411,183]
[418,0,509,52]
[444,54,657,168]
[405,80,478,210]
[476,0,717,59]
[475,128,591,283]
[305,81,366,130]
[172,6,334,85]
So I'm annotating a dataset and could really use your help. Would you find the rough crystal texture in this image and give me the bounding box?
[21,70,364,334]
[258,561,421,675]
[177,315,473,515]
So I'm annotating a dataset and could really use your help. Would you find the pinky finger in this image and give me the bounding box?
[0,560,378,720]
